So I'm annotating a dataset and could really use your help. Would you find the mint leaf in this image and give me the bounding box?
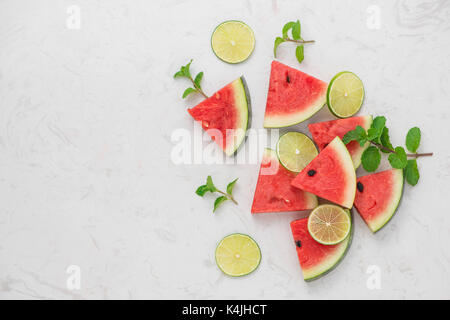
[173,70,184,78]
[274,37,285,57]
[295,45,304,63]
[206,176,217,192]
[367,116,386,143]
[405,159,420,186]
[282,22,295,38]
[194,72,203,89]
[292,20,301,40]
[380,127,394,153]
[406,127,421,153]
[361,146,381,172]
[226,178,238,195]
[388,146,407,169]
[213,196,228,212]
[342,125,367,146]
[184,60,192,77]
[195,185,209,197]
[182,87,196,99]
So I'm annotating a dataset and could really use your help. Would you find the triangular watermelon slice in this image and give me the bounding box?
[354,169,404,233]
[308,115,373,168]
[290,213,352,281]
[251,148,317,213]
[263,61,328,128]
[188,77,250,156]
[291,137,356,208]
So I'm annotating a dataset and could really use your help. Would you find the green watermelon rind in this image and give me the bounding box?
[359,169,404,233]
[327,71,365,118]
[263,93,327,128]
[224,76,251,156]
[303,209,354,282]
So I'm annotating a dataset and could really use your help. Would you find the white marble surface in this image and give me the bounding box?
[0,0,449,299]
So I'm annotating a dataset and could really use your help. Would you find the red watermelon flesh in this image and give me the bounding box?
[263,61,328,128]
[291,137,356,208]
[354,169,404,233]
[290,216,352,281]
[187,77,249,156]
[308,115,373,168]
[251,149,317,213]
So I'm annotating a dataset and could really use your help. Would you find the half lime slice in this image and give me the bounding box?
[276,132,318,172]
[211,21,255,64]
[307,204,351,245]
[215,233,261,277]
[327,71,364,118]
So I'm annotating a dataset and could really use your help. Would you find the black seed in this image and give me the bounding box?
[295,240,302,248]
[357,182,364,192]
[307,170,316,177]
[323,143,329,148]
[286,74,290,83]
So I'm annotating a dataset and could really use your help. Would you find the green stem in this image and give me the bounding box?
[284,38,315,44]
[370,141,433,158]
[217,190,238,205]
[188,76,208,99]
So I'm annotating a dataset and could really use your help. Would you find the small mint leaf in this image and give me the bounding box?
[388,146,407,169]
[182,87,196,99]
[213,196,228,213]
[361,146,381,172]
[184,59,193,77]
[226,178,238,195]
[282,21,295,39]
[292,20,301,40]
[173,70,184,78]
[206,176,217,192]
[195,185,209,197]
[194,72,203,89]
[404,159,420,186]
[295,45,304,64]
[343,125,367,146]
[380,127,394,153]
[406,127,421,153]
[274,37,285,57]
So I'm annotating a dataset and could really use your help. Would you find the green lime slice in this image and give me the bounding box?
[276,132,318,173]
[215,233,261,277]
[308,204,351,245]
[211,21,255,64]
[327,71,364,118]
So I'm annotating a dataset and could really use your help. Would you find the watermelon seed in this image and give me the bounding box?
[295,240,302,248]
[357,182,364,192]
[286,74,290,83]
[307,170,316,176]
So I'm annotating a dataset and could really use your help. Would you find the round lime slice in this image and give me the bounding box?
[327,71,364,118]
[276,132,318,173]
[211,21,255,64]
[215,233,261,277]
[308,204,351,245]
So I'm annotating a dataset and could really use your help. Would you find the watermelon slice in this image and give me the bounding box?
[308,115,373,168]
[290,213,352,281]
[263,61,328,128]
[291,137,356,208]
[251,148,317,213]
[188,77,250,156]
[354,169,404,233]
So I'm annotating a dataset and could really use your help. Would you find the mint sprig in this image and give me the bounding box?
[343,116,433,186]
[274,20,315,64]
[196,176,238,212]
[174,59,209,99]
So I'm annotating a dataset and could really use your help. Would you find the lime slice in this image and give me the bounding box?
[276,132,318,173]
[215,233,261,277]
[327,71,364,118]
[307,204,351,245]
[211,21,255,64]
